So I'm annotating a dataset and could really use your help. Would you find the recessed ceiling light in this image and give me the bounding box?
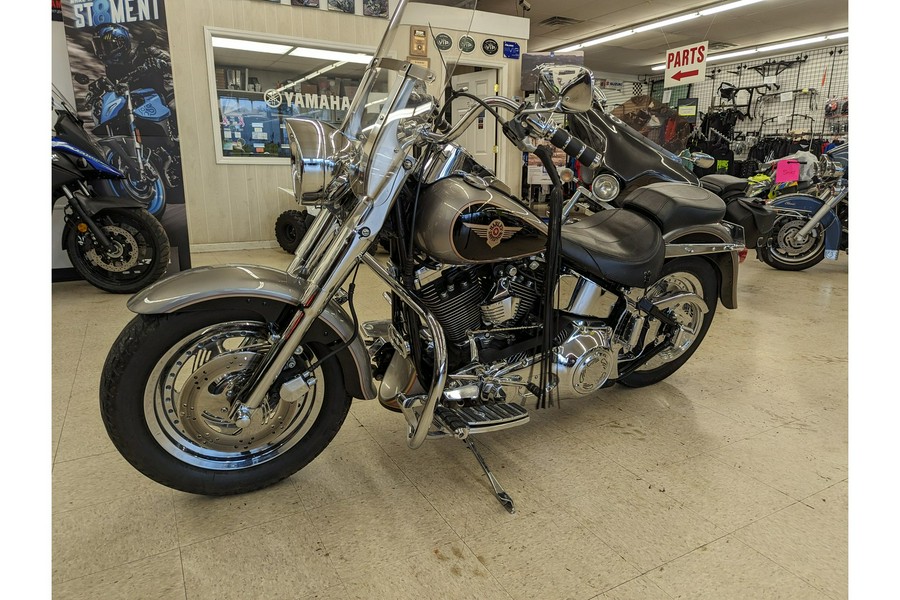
[649,31,847,70]
[211,37,293,55]
[553,0,773,53]
[288,47,372,64]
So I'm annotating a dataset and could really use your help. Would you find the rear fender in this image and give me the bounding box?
[126,264,376,400]
[664,223,741,309]
[770,194,842,255]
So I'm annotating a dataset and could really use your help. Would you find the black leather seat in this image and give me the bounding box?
[700,174,748,196]
[561,208,664,288]
[621,182,726,235]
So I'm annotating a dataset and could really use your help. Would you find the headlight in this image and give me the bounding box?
[591,174,620,201]
[285,118,355,206]
[817,153,845,180]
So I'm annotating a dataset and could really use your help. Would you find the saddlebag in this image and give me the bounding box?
[724,198,776,248]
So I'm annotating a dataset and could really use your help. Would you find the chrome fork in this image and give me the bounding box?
[228,199,381,418]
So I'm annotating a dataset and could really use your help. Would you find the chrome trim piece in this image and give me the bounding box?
[362,253,447,450]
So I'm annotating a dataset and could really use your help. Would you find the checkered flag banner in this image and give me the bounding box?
[632,83,644,96]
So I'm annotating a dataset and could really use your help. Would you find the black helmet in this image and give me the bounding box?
[92,24,132,65]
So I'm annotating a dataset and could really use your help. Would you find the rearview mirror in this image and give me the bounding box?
[537,65,594,114]
[691,152,715,169]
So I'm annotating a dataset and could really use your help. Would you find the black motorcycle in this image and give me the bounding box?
[52,87,170,293]
[568,91,776,256]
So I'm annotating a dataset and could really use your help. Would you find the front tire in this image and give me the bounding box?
[759,214,826,271]
[618,257,719,388]
[65,207,170,294]
[99,307,351,496]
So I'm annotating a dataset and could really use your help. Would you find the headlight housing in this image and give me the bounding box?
[591,173,620,201]
[285,118,355,206]
[817,153,846,180]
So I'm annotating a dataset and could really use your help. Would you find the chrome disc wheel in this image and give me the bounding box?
[768,216,825,264]
[144,320,325,470]
[638,271,708,372]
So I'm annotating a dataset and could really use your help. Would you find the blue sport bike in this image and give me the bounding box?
[53,86,170,293]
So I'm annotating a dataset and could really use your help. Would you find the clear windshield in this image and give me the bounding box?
[341,0,478,199]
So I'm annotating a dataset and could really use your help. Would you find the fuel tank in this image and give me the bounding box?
[414,174,548,264]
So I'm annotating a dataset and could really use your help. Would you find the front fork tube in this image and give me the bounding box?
[230,200,378,416]
[287,209,338,278]
[61,185,114,250]
[794,185,847,242]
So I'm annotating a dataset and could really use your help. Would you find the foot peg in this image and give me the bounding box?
[434,402,529,438]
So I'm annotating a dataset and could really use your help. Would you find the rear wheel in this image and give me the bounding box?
[65,207,170,294]
[759,214,826,271]
[618,257,718,388]
[104,149,167,218]
[99,307,351,495]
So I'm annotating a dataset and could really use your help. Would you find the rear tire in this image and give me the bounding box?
[65,207,170,294]
[99,307,352,496]
[618,257,719,388]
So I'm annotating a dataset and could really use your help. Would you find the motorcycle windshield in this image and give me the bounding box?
[341,1,478,199]
[569,108,699,186]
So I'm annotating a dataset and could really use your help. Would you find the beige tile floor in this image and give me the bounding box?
[51,247,848,599]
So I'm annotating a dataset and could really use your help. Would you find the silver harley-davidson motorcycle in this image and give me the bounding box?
[100,0,744,512]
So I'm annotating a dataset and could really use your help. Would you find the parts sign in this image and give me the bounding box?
[664,41,708,88]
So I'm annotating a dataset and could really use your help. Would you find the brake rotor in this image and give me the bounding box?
[84,225,139,272]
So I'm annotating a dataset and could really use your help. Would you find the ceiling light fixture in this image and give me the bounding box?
[649,30,847,70]
[211,37,294,55]
[288,47,372,64]
[554,0,768,53]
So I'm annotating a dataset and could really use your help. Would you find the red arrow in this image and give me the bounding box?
[672,69,699,81]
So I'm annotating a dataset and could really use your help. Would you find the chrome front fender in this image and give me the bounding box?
[663,223,742,310]
[127,264,376,400]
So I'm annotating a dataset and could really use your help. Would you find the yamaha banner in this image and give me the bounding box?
[61,0,190,271]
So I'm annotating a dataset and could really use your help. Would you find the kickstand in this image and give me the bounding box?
[464,437,516,514]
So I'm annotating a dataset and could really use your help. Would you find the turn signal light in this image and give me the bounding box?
[76,222,89,233]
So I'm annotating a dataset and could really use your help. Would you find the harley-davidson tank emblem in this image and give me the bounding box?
[465,219,522,248]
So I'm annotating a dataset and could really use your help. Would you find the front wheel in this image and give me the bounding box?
[618,257,719,388]
[759,214,826,271]
[99,307,351,495]
[65,207,170,294]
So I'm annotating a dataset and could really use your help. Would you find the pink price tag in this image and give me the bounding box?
[775,159,801,183]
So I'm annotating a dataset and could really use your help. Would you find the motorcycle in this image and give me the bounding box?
[758,143,848,271]
[73,62,177,218]
[52,86,171,293]
[98,0,745,512]
[567,91,776,257]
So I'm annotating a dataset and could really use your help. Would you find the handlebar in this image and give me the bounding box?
[547,127,602,169]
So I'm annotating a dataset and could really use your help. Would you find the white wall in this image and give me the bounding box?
[165,0,528,250]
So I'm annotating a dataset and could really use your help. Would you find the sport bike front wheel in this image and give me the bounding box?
[65,207,170,294]
[99,306,351,495]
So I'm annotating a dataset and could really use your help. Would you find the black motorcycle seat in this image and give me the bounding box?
[700,174,748,196]
[621,182,726,234]
[561,208,665,288]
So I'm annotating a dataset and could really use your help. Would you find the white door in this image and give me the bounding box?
[450,69,498,175]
